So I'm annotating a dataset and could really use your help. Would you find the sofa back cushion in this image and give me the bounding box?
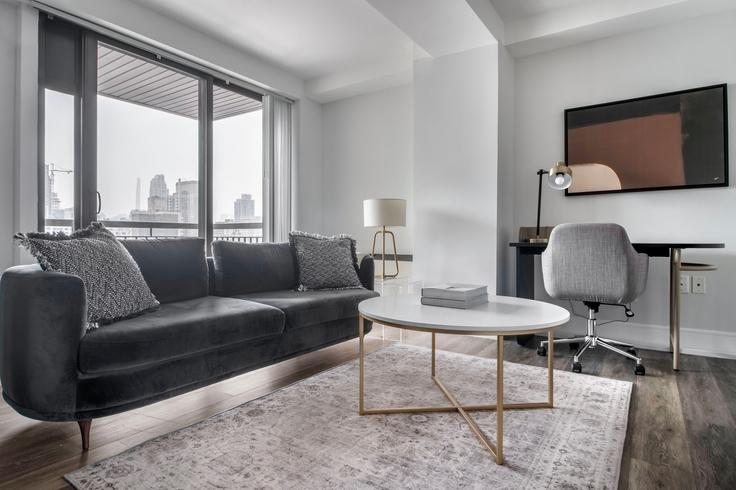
[212,241,296,295]
[122,238,208,303]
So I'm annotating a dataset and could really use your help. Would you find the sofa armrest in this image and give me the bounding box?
[359,255,375,291]
[0,265,86,420]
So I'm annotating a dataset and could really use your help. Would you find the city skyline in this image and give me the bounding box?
[44,170,261,238]
[132,174,258,223]
[44,91,263,224]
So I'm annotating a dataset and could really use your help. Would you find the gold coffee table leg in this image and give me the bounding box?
[358,317,555,465]
[496,335,504,464]
[548,329,554,407]
[359,316,365,415]
[431,332,436,377]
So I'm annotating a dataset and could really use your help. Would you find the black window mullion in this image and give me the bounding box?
[199,77,213,250]
[36,18,46,232]
[80,31,98,227]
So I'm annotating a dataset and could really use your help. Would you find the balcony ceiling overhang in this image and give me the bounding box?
[98,44,261,120]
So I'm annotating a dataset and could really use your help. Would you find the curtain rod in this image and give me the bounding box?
[26,0,296,104]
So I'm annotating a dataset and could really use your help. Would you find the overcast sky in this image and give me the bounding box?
[45,89,263,223]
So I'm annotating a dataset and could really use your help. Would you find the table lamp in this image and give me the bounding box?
[363,198,406,279]
[531,162,573,243]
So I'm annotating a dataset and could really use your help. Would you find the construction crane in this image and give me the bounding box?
[47,162,72,177]
[45,162,72,215]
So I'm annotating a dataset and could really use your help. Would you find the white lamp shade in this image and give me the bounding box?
[363,198,406,227]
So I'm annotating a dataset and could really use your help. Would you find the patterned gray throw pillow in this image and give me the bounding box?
[289,231,363,291]
[16,223,159,329]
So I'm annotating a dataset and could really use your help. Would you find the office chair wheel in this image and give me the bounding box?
[537,345,547,356]
[572,361,582,373]
[634,364,646,376]
[627,348,638,357]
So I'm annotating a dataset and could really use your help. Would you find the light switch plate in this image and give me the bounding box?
[693,276,706,294]
[680,274,690,294]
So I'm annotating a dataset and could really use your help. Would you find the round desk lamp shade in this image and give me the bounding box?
[363,199,406,227]
[547,161,573,190]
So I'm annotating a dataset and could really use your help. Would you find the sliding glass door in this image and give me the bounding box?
[42,89,76,233]
[38,16,282,246]
[212,84,263,243]
[96,42,201,238]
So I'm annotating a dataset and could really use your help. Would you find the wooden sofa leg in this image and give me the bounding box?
[78,420,92,452]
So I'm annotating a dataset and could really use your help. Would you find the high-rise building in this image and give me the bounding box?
[135,175,199,237]
[234,194,255,222]
[147,174,169,212]
[44,165,61,218]
[173,179,198,230]
[44,163,72,219]
[135,177,141,211]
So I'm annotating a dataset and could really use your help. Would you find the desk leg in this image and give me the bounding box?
[515,248,536,346]
[669,248,681,371]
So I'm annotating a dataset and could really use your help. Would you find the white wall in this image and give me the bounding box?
[321,84,413,254]
[496,44,515,296]
[13,5,38,266]
[294,98,324,234]
[0,1,18,270]
[512,12,736,356]
[413,45,499,289]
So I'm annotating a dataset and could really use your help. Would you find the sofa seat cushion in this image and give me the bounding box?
[233,288,378,331]
[79,296,285,374]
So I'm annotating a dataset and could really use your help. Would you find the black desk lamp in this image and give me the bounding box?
[531,161,573,243]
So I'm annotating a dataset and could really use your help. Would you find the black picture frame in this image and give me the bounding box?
[564,83,729,196]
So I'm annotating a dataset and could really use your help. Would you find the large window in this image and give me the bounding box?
[38,16,287,246]
[213,84,263,243]
[96,43,201,238]
[42,89,75,234]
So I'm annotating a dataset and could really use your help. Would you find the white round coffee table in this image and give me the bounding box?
[358,294,570,465]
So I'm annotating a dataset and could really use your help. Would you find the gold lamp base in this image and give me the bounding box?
[371,226,399,280]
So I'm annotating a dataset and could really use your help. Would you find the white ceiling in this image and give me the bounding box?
[489,0,736,57]
[131,0,416,80]
[127,0,736,102]
[490,0,595,22]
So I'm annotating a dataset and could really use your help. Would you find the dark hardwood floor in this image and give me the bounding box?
[1,327,734,489]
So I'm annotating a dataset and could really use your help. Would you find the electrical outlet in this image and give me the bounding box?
[693,276,706,294]
[680,274,690,294]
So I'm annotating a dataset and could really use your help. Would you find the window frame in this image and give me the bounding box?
[38,15,277,250]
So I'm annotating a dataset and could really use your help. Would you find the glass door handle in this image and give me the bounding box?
[96,191,102,214]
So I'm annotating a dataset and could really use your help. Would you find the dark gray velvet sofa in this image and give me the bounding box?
[0,238,376,450]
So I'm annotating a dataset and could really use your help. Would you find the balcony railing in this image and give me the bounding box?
[44,219,263,243]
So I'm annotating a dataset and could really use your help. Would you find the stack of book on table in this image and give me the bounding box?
[420,284,489,309]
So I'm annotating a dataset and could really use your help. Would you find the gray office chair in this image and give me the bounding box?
[537,223,649,375]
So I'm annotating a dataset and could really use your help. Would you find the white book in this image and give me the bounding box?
[421,283,488,301]
[421,295,489,309]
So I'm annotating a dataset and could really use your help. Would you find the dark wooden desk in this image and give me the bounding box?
[510,242,725,370]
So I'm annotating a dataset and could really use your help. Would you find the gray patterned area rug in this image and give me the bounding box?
[66,344,632,489]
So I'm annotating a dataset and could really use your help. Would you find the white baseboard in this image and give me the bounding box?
[553,321,736,360]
